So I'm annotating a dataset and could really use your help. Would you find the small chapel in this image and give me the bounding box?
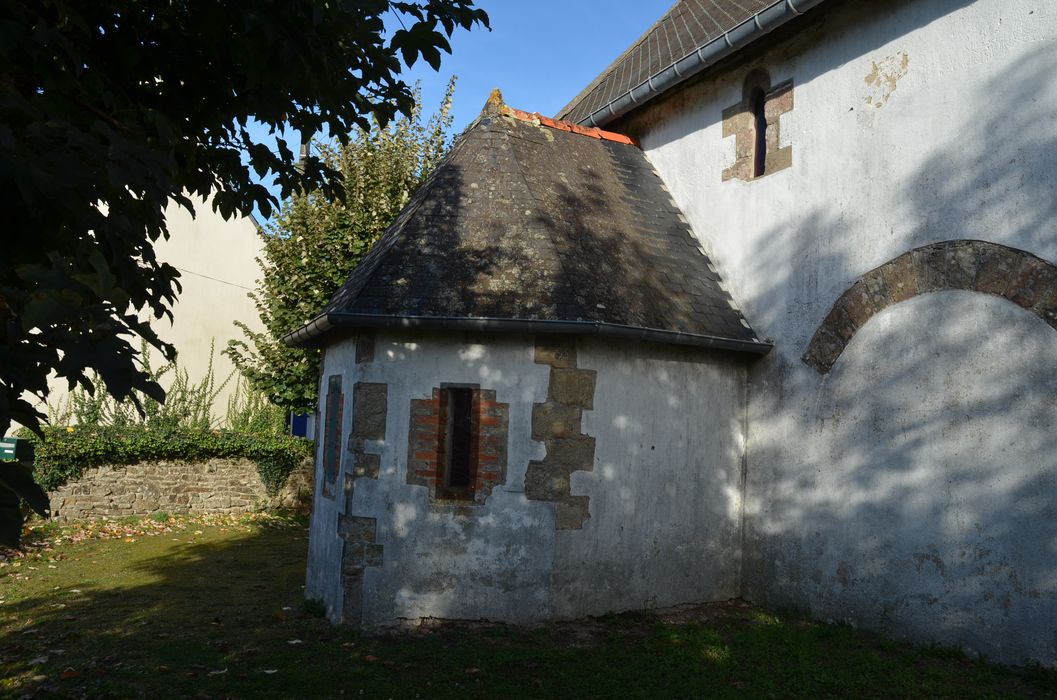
[288,0,1057,666]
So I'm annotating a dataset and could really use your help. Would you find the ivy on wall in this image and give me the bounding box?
[26,427,313,495]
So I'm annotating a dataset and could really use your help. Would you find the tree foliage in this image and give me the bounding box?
[0,0,487,437]
[0,0,487,545]
[228,81,456,412]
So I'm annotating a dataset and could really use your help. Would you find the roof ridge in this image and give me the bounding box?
[501,104,640,147]
[483,88,638,147]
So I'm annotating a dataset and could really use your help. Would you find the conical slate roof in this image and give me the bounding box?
[284,92,769,355]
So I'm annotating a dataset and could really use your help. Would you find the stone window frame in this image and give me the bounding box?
[722,69,794,182]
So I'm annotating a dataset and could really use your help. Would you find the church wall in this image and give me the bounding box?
[630,0,1057,663]
[551,338,746,618]
[305,330,747,625]
[305,331,555,624]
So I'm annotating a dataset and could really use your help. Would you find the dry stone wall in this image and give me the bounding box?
[48,457,313,521]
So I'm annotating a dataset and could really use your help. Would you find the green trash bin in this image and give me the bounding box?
[0,437,34,462]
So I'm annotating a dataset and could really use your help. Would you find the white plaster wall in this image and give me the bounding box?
[150,195,263,410]
[304,339,354,620]
[553,339,746,617]
[634,0,1057,663]
[305,332,748,625]
[306,331,555,624]
[33,195,263,427]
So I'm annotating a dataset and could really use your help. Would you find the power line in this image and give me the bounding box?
[173,266,254,291]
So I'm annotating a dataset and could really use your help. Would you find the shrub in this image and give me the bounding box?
[27,426,313,495]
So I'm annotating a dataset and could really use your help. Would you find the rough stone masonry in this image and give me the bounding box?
[49,457,312,520]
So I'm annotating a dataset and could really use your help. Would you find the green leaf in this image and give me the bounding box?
[0,1,486,436]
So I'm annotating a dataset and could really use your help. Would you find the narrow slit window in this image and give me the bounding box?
[439,387,478,499]
[751,87,768,178]
[322,375,344,486]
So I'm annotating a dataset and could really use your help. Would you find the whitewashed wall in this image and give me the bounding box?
[305,331,746,625]
[553,339,746,618]
[305,331,553,624]
[633,0,1057,664]
[31,195,263,428]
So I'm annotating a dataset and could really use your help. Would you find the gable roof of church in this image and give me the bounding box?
[284,92,770,355]
[558,0,826,127]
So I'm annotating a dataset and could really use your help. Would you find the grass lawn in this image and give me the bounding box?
[2,516,1055,699]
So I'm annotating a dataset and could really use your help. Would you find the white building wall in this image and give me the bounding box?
[33,195,263,428]
[553,339,745,617]
[633,0,1057,663]
[150,196,264,410]
[305,331,747,625]
[305,331,555,623]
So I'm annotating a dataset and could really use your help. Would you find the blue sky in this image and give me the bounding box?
[401,1,670,134]
[248,1,670,219]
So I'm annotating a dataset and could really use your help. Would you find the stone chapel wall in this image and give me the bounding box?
[630,0,1057,664]
[304,330,747,626]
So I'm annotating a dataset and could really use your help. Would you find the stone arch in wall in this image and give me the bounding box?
[802,240,1057,374]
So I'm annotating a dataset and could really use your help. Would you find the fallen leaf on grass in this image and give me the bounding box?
[465,668,481,675]
[60,668,81,680]
[263,669,278,675]
[207,668,228,676]
[287,639,303,645]
[363,655,379,662]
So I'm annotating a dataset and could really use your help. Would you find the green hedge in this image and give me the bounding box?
[27,426,314,495]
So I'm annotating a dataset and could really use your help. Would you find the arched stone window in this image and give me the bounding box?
[723,70,793,182]
[750,86,768,177]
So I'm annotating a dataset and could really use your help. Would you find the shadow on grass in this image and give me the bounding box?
[2,523,1056,699]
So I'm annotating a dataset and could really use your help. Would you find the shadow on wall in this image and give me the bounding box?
[740,39,1057,665]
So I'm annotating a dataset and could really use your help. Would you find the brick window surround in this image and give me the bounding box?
[407,386,509,504]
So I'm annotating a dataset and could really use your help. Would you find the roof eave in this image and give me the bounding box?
[569,0,829,128]
[282,312,773,356]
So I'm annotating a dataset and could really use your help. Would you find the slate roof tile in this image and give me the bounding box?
[286,93,768,354]
[558,0,775,124]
